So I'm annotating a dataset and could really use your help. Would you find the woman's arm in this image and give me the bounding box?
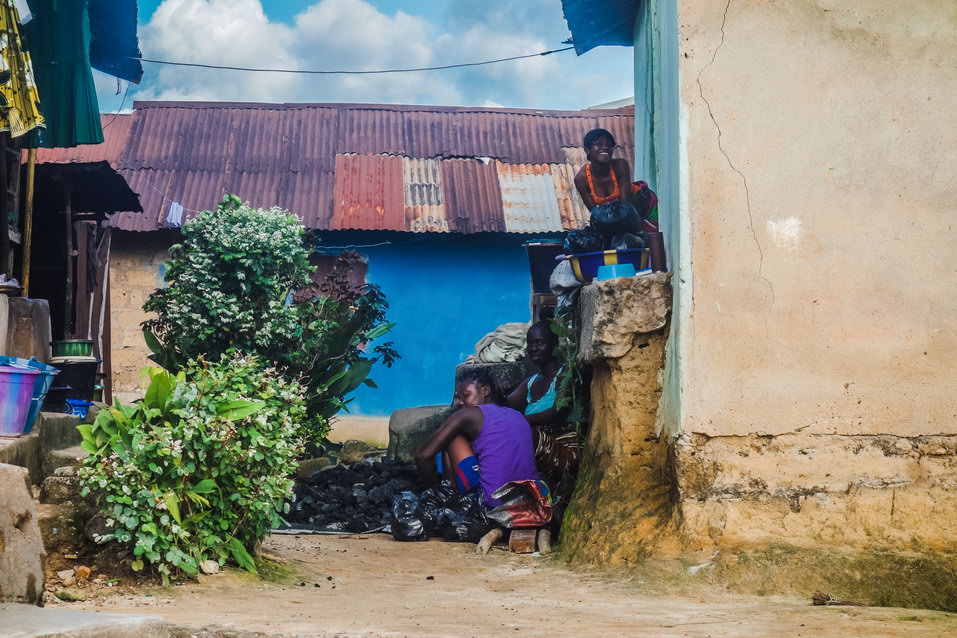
[414,407,480,487]
[574,170,597,210]
[613,159,632,203]
[506,379,530,413]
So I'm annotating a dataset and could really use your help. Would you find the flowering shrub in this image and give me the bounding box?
[143,194,311,371]
[78,354,306,582]
[142,195,396,446]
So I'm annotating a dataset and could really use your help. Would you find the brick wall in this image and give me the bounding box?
[109,230,177,405]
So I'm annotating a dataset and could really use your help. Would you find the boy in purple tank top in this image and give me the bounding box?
[415,370,540,508]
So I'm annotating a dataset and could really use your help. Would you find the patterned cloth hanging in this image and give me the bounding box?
[0,0,43,137]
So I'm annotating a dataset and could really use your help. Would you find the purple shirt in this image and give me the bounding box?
[472,404,541,508]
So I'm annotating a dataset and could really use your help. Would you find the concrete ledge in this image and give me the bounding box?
[0,435,41,483]
[578,272,672,364]
[0,603,175,638]
[36,413,83,452]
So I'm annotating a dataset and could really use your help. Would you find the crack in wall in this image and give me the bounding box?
[694,0,777,339]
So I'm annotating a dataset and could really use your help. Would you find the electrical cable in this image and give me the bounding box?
[133,46,574,75]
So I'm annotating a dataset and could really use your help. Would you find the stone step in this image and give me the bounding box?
[36,503,88,561]
[0,603,176,638]
[42,446,89,479]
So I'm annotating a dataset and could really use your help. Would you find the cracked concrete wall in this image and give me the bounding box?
[671,0,957,551]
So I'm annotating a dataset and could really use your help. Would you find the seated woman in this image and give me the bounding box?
[573,127,659,229]
[414,370,540,509]
[507,316,581,486]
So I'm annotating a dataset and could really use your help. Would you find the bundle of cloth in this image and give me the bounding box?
[466,322,529,363]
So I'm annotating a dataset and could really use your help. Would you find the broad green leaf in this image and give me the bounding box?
[364,322,395,340]
[216,400,266,421]
[76,423,94,442]
[164,492,182,524]
[185,492,210,507]
[192,478,217,494]
[80,440,99,455]
[145,371,173,408]
[130,559,144,572]
[362,378,378,389]
[228,537,257,573]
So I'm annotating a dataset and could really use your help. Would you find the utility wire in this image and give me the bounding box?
[134,46,574,75]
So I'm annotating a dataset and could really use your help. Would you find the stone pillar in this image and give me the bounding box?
[561,273,678,565]
[0,463,45,604]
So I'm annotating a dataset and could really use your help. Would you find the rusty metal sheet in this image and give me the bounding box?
[402,157,447,233]
[496,162,562,233]
[440,158,505,233]
[331,154,405,231]
[35,114,132,166]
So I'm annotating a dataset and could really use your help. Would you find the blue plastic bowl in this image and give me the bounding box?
[597,263,637,280]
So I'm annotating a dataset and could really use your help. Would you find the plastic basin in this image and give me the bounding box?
[0,365,41,437]
[563,248,649,283]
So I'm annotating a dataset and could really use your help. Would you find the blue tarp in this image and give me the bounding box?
[88,0,142,83]
[561,0,642,55]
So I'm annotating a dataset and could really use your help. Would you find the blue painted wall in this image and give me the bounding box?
[314,231,554,417]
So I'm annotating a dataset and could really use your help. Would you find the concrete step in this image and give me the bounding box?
[0,603,176,638]
[42,446,89,479]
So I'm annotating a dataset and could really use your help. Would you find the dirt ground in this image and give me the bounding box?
[68,534,957,638]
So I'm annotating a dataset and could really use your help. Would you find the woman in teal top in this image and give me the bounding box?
[507,315,580,485]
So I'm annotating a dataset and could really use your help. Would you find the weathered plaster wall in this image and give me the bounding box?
[109,231,175,405]
[671,0,957,551]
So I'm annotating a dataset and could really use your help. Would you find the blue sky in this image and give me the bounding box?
[95,0,634,113]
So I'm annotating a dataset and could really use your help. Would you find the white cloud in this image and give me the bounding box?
[125,0,633,109]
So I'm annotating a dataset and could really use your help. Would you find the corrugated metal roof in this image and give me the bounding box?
[37,101,635,233]
[34,114,132,166]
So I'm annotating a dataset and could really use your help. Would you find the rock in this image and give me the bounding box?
[56,569,75,581]
[84,512,116,544]
[0,463,46,604]
[340,439,380,464]
[296,457,332,479]
[39,475,82,505]
[577,272,672,364]
[199,559,220,575]
[53,465,77,477]
[386,405,455,464]
[55,587,87,602]
[75,565,92,581]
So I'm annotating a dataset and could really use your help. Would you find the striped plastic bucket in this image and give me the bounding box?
[0,365,40,437]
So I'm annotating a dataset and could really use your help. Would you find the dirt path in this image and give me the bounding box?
[73,534,956,637]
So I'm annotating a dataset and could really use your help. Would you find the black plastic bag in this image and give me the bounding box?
[564,226,603,254]
[390,491,433,542]
[449,492,495,543]
[390,484,494,543]
[606,231,646,251]
[590,201,642,235]
[418,482,460,536]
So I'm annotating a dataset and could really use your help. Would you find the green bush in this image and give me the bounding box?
[142,195,396,446]
[142,194,312,371]
[77,354,306,583]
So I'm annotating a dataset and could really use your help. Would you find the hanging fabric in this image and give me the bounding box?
[23,0,103,148]
[0,0,44,137]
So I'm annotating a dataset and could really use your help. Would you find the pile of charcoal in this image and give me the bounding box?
[285,458,421,533]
